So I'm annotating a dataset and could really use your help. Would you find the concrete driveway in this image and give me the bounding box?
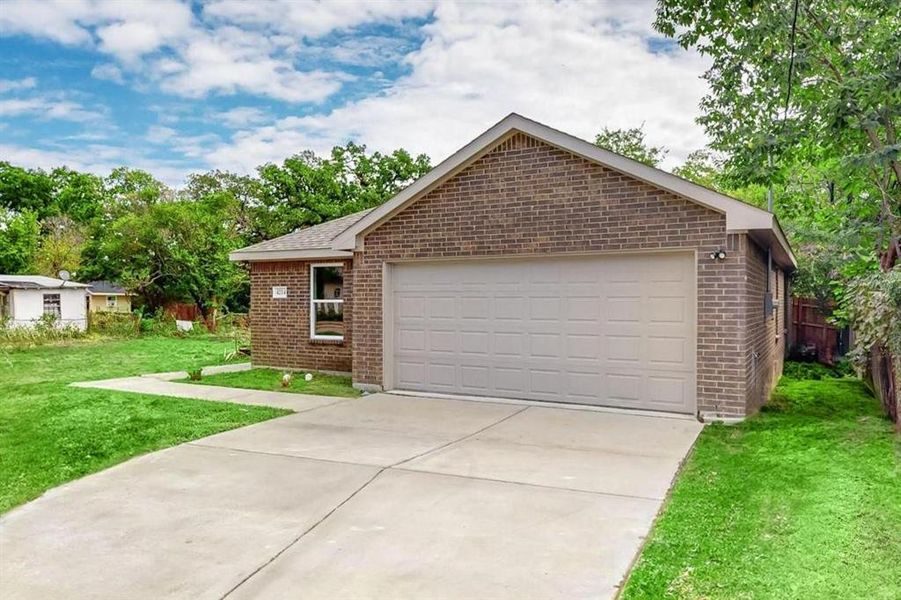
[0,392,702,600]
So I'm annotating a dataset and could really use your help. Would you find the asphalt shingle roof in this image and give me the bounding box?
[235,209,373,254]
[87,280,128,294]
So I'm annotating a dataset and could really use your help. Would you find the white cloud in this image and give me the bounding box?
[0,0,94,45]
[0,77,38,93]
[90,63,125,83]
[0,143,193,187]
[170,133,221,159]
[319,35,419,67]
[2,0,712,187]
[0,97,104,123]
[96,22,165,63]
[215,107,270,128]
[155,28,344,102]
[203,0,434,37]
[1,0,343,103]
[207,0,710,173]
[145,125,177,144]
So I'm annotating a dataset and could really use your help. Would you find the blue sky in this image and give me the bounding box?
[0,1,709,187]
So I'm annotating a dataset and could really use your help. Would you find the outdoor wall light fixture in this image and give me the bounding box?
[709,248,727,261]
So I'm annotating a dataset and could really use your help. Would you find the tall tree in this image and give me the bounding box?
[104,167,168,212]
[50,168,107,224]
[255,142,430,240]
[88,193,246,321]
[0,208,39,274]
[0,163,54,218]
[655,0,900,268]
[183,170,262,243]
[32,216,85,278]
[594,125,668,166]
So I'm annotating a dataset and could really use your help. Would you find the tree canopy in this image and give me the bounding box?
[595,125,668,167]
[0,143,431,317]
[655,0,900,268]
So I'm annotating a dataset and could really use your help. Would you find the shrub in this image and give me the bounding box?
[834,268,901,367]
[187,368,203,381]
[0,314,86,348]
[782,360,853,381]
[88,312,140,337]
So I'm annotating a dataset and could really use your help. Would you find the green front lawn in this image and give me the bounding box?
[622,371,901,599]
[183,367,360,398]
[0,337,290,514]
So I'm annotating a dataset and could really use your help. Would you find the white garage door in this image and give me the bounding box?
[389,253,696,413]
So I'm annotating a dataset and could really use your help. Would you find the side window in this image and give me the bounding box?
[310,265,344,340]
[43,293,61,319]
[106,296,118,308]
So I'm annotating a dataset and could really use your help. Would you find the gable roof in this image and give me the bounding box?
[331,113,796,269]
[0,275,89,290]
[229,209,373,261]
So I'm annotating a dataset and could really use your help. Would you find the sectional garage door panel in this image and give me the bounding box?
[390,253,696,413]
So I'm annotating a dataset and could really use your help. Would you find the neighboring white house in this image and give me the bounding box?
[0,275,89,330]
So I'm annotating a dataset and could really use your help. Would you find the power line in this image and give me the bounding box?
[769,0,802,213]
[784,0,801,122]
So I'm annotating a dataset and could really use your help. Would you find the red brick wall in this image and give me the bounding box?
[744,237,786,413]
[352,132,758,417]
[249,260,353,373]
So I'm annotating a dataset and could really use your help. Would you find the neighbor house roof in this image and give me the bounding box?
[229,209,373,261]
[332,113,796,270]
[87,280,130,295]
[0,275,89,290]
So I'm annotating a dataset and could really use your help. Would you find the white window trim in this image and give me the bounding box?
[106,295,118,308]
[43,293,61,318]
[310,263,344,341]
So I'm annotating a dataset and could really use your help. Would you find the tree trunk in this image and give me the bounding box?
[869,346,900,428]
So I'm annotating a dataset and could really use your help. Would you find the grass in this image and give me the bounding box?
[183,367,361,398]
[622,370,901,599]
[0,336,290,514]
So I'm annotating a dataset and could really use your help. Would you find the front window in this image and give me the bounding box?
[106,296,118,308]
[43,293,61,319]
[310,265,344,340]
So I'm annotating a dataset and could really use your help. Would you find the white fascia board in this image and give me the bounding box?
[229,248,353,262]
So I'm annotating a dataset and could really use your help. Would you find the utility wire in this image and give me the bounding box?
[768,0,801,213]
[784,0,801,122]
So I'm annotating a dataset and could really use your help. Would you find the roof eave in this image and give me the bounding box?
[745,217,798,272]
[229,248,354,262]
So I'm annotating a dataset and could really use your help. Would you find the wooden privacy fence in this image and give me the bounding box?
[164,301,199,322]
[790,297,848,365]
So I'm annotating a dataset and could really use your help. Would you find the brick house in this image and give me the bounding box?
[231,114,795,420]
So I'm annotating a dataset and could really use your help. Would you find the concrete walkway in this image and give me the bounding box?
[70,366,342,411]
[2,374,704,600]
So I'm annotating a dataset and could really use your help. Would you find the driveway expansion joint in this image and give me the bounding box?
[219,467,388,600]
[219,405,534,597]
[389,405,531,469]
[390,466,665,502]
